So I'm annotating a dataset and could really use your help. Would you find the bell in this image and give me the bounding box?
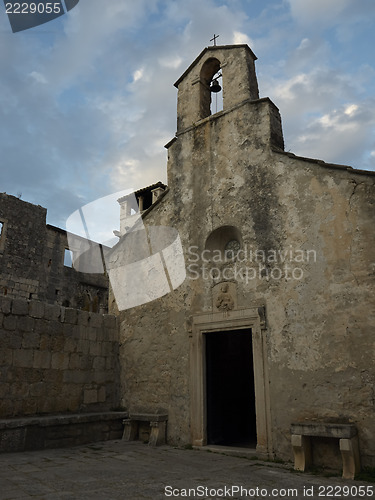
[210,78,221,93]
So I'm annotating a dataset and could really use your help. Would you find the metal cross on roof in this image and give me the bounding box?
[210,34,219,46]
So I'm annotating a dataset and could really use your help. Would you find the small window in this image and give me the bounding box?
[0,219,7,252]
[64,248,73,268]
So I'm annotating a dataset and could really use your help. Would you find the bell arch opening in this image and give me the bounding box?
[199,57,222,119]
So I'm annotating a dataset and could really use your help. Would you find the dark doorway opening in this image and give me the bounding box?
[205,329,256,447]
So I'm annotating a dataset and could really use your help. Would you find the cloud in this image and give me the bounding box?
[133,68,145,83]
[293,100,375,167]
[287,0,351,24]
[261,60,375,171]
[158,56,183,70]
[72,0,254,194]
[286,0,375,48]
[232,31,253,45]
[286,0,375,25]
[0,0,374,231]
[29,71,48,84]
[265,67,357,117]
[1,0,253,224]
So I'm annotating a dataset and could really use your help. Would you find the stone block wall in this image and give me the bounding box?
[0,296,119,418]
[0,193,47,300]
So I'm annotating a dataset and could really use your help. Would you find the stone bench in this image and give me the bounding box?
[122,413,168,446]
[291,422,360,479]
[0,411,128,453]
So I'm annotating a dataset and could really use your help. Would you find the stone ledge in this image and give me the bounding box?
[0,411,128,430]
[128,413,168,422]
[271,148,375,177]
[291,422,357,439]
[0,412,128,453]
[0,296,116,326]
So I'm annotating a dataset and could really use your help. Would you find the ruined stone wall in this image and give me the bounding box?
[0,296,119,418]
[0,193,48,301]
[0,193,108,312]
[45,225,108,311]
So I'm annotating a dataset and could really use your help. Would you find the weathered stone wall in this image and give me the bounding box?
[0,194,48,301]
[0,296,119,418]
[0,193,108,312]
[258,153,375,467]
[114,45,375,467]
[117,135,375,461]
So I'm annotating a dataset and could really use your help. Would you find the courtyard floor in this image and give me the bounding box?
[0,440,372,499]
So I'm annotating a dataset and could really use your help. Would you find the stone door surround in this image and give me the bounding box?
[190,307,272,457]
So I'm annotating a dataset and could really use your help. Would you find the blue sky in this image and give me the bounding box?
[1,0,374,228]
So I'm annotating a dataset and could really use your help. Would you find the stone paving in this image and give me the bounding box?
[0,440,373,499]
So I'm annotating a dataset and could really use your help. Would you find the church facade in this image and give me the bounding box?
[0,43,374,469]
[113,45,375,467]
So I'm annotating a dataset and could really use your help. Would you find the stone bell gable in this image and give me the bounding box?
[174,45,260,132]
[166,45,284,198]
